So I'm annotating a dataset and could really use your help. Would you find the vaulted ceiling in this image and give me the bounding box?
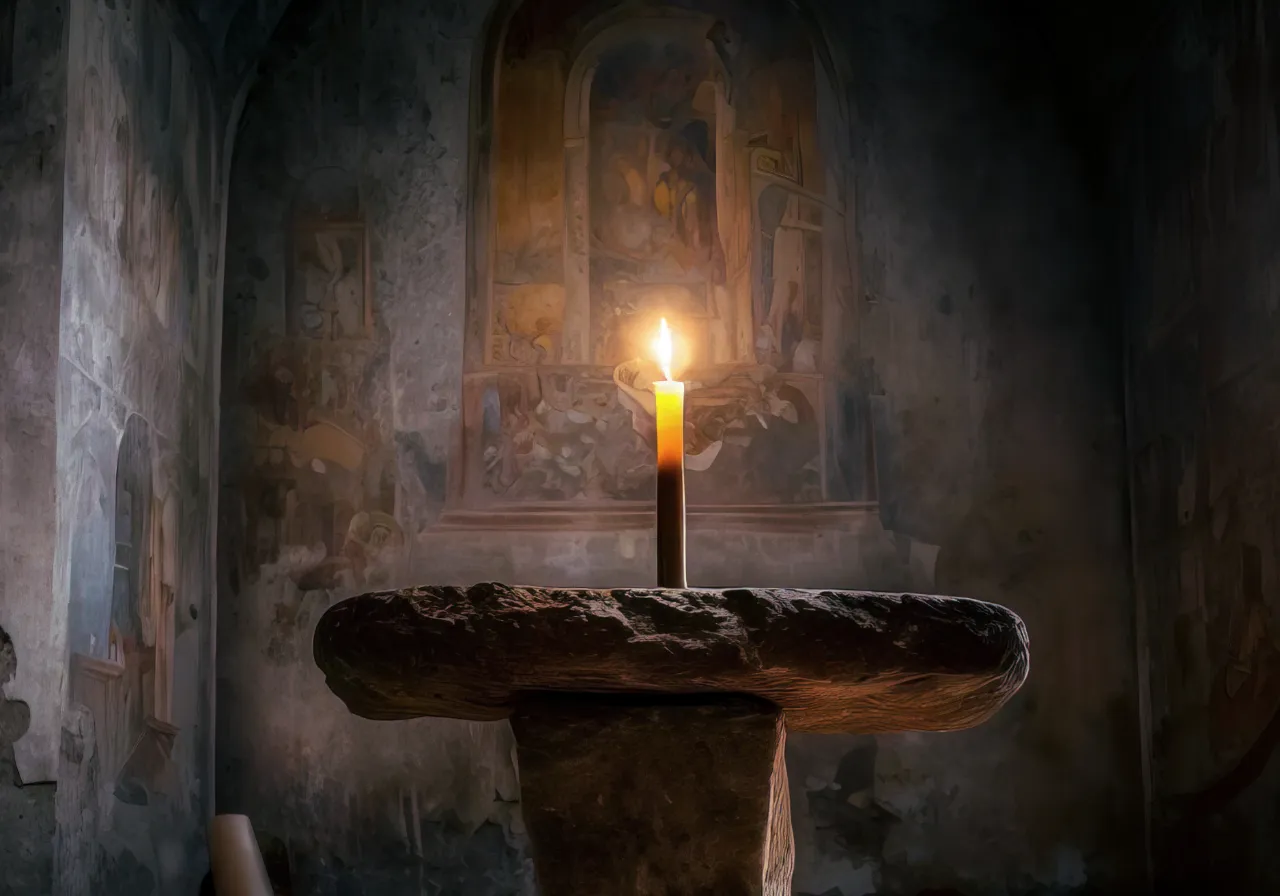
[172,0,295,97]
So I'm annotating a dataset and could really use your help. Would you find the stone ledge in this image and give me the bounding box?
[314,582,1029,734]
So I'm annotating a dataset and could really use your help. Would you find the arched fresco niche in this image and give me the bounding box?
[456,0,874,524]
[70,414,181,809]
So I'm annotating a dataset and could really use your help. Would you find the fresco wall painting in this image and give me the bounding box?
[70,415,181,812]
[461,7,867,521]
[232,170,403,593]
[288,217,372,342]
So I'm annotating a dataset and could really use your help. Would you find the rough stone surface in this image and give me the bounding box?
[315,583,1029,735]
[0,13,59,818]
[512,694,792,896]
[53,705,102,896]
[1109,0,1280,890]
[0,0,66,789]
[0,626,55,895]
[0,747,55,896]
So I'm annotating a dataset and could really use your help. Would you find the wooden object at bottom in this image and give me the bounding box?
[511,694,793,896]
[208,814,273,896]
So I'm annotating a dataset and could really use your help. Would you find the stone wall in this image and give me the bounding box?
[216,0,1140,894]
[50,0,226,891]
[0,0,66,890]
[1117,0,1280,889]
[827,2,1140,891]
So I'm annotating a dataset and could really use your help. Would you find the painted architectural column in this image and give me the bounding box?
[562,134,592,364]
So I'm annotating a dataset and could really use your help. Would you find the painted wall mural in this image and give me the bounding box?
[288,219,370,341]
[287,167,372,342]
[230,166,402,594]
[589,37,722,333]
[53,0,225,889]
[103,416,179,807]
[240,336,400,591]
[68,415,186,813]
[463,2,867,517]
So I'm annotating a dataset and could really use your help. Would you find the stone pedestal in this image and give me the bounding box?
[512,694,792,896]
[313,582,1030,894]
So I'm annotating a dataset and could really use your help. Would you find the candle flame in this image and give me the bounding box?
[653,318,674,381]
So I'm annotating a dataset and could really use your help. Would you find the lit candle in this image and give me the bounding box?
[652,318,686,588]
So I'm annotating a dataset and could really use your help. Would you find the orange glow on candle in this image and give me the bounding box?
[653,318,686,588]
[655,379,685,471]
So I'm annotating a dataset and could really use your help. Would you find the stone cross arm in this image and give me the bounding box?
[312,582,1029,735]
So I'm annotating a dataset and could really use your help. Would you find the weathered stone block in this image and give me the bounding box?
[511,694,792,896]
[314,582,1029,734]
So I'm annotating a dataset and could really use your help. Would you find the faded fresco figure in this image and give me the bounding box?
[493,284,565,364]
[653,140,708,260]
[100,418,182,810]
[463,8,857,511]
[292,224,367,341]
[482,373,653,501]
[590,39,722,288]
[246,182,405,594]
[758,189,822,371]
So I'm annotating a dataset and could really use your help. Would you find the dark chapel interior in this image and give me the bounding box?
[2,0,1280,893]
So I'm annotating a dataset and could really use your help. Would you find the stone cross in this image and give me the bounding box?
[314,583,1029,895]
